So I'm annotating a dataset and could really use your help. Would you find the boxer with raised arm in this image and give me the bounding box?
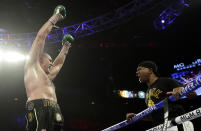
[24,5,74,131]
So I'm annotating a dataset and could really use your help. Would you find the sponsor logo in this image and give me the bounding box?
[55,113,62,122]
[28,113,33,122]
[180,108,201,122]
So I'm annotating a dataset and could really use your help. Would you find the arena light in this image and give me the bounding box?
[138,91,145,99]
[115,90,146,99]
[161,20,165,24]
[26,55,30,60]
[0,49,28,63]
[0,49,3,62]
[4,51,26,62]
[153,0,191,30]
[118,90,137,98]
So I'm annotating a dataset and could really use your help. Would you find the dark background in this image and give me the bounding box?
[0,0,201,130]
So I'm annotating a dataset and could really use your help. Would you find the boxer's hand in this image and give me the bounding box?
[62,34,74,46]
[63,41,71,47]
[167,87,184,100]
[126,113,136,122]
[54,5,66,18]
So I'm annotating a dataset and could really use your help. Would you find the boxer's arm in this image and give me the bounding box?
[25,5,67,69]
[49,43,71,80]
[25,42,42,69]
[25,23,53,68]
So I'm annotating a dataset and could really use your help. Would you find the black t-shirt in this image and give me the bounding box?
[145,77,185,125]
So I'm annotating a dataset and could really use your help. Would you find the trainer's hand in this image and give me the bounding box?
[186,91,197,99]
[167,87,184,100]
[126,113,136,122]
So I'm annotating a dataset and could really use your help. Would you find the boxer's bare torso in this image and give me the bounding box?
[24,58,57,102]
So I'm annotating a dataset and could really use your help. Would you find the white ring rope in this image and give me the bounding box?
[146,107,201,131]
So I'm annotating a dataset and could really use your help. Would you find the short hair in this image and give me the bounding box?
[138,60,160,76]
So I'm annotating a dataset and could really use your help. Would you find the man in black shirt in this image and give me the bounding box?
[126,61,195,130]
